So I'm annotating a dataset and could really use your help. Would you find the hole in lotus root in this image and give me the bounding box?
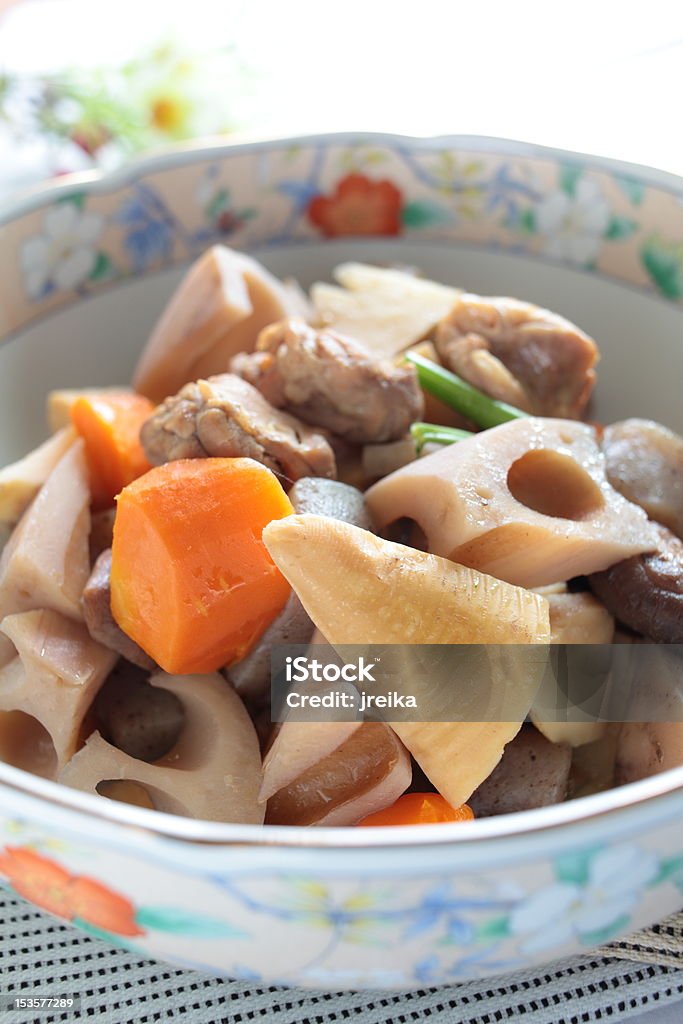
[0,711,58,779]
[96,779,156,809]
[95,664,185,763]
[507,449,605,521]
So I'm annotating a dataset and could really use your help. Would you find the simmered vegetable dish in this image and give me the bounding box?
[0,246,681,827]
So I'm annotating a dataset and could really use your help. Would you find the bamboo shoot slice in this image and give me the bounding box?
[311,264,460,360]
[263,514,551,807]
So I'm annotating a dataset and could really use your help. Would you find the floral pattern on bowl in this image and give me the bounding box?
[1,134,683,339]
[2,814,683,987]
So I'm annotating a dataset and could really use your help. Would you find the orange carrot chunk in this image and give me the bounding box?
[110,457,293,675]
[70,392,155,509]
[357,793,474,826]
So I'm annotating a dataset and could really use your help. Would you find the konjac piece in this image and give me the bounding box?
[615,647,683,784]
[95,662,184,762]
[0,609,117,769]
[469,726,572,816]
[263,514,551,808]
[0,441,91,623]
[265,722,411,826]
[60,672,265,823]
[601,419,683,539]
[365,418,660,588]
[133,246,304,403]
[434,293,598,417]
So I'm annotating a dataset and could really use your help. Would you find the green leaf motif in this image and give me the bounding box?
[205,187,231,222]
[605,215,638,241]
[651,854,683,887]
[57,192,86,209]
[517,208,536,234]
[73,917,143,952]
[579,913,631,947]
[614,175,645,206]
[475,915,510,941]
[641,237,683,299]
[89,251,114,282]
[401,199,453,230]
[136,906,247,939]
[554,846,600,885]
[559,164,582,197]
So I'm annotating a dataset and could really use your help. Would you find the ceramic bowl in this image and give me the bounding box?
[0,133,682,989]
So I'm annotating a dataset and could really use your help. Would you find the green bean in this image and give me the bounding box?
[406,351,527,429]
[410,423,473,453]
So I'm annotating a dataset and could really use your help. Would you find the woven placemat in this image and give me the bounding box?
[0,892,682,1024]
[606,916,683,970]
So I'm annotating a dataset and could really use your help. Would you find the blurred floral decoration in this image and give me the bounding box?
[0,39,251,176]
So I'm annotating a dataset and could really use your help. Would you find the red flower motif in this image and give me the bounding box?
[0,846,144,937]
[0,847,73,919]
[307,173,403,237]
[67,876,144,937]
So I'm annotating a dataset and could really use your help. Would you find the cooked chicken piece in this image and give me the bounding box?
[589,522,683,643]
[469,726,572,817]
[435,294,598,417]
[602,419,683,539]
[232,318,424,444]
[82,550,155,670]
[140,373,336,484]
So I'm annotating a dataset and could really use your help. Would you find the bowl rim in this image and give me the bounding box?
[2,754,683,855]
[1,129,682,225]
[1,130,682,853]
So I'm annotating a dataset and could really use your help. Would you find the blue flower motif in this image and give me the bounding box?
[114,185,176,272]
[414,954,441,984]
[276,180,320,214]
